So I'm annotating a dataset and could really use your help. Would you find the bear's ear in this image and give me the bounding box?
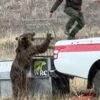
[15,37,18,40]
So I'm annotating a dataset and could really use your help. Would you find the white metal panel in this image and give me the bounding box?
[0,81,12,98]
[54,37,100,78]
[0,72,10,79]
[0,61,12,72]
[55,37,100,46]
[0,59,53,97]
[54,51,100,78]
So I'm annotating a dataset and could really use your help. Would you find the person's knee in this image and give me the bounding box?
[64,7,79,18]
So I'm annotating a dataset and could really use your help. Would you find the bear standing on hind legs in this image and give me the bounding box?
[10,33,51,99]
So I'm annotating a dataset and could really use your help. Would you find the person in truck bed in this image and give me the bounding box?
[49,0,85,39]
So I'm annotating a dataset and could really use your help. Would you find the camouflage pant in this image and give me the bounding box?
[64,7,85,39]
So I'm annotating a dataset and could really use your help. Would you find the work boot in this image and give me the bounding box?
[67,34,76,40]
[64,31,75,40]
[64,30,75,40]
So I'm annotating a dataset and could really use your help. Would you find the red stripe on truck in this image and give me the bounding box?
[55,44,100,52]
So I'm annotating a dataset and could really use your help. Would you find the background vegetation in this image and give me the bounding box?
[0,0,100,99]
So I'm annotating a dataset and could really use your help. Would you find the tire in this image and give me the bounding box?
[93,70,100,95]
[52,72,70,95]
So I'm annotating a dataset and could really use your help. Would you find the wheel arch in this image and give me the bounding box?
[87,59,100,89]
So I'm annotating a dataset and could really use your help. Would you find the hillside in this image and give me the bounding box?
[0,0,100,35]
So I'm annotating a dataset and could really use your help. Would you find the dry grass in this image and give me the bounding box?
[0,33,18,60]
[0,27,100,99]
[57,26,100,39]
[1,26,100,59]
[1,26,100,60]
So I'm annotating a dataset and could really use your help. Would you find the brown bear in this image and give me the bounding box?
[10,33,51,99]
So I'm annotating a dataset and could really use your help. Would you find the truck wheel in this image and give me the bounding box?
[52,71,70,95]
[93,70,100,95]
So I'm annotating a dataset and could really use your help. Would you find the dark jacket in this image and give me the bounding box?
[50,0,82,13]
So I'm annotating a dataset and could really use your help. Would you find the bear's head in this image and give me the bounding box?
[16,32,35,52]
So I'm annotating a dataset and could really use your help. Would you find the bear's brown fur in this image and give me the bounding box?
[10,33,51,99]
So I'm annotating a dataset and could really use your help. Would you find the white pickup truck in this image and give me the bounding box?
[54,37,100,94]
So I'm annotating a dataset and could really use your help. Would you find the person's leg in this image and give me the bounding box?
[65,17,76,35]
[64,7,85,39]
[68,12,85,39]
[64,8,78,39]
[64,7,80,20]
